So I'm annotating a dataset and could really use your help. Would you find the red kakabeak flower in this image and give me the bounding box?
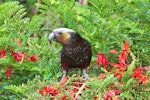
[105,90,120,100]
[0,49,6,58]
[114,73,123,80]
[39,89,45,95]
[94,96,99,100]
[39,86,60,96]
[97,53,109,71]
[30,55,39,62]
[123,41,130,52]
[138,75,148,86]
[6,65,13,80]
[109,41,131,72]
[61,77,69,84]
[132,67,143,79]
[61,95,66,100]
[99,73,107,81]
[97,53,104,65]
[110,49,118,54]
[13,52,23,62]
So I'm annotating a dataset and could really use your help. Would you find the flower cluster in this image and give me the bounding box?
[98,42,149,84]
[6,65,13,80]
[97,53,109,71]
[1,39,40,80]
[133,67,148,86]
[11,51,39,62]
[104,90,121,100]
[39,77,89,100]
[0,49,6,58]
[39,85,60,96]
[97,41,149,99]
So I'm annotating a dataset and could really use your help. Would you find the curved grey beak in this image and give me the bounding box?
[48,32,55,44]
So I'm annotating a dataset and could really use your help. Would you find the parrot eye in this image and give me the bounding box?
[58,32,63,35]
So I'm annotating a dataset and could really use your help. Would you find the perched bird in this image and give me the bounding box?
[49,28,92,80]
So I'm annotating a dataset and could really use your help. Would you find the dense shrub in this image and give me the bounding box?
[0,0,150,99]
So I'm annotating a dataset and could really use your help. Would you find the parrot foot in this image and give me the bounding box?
[82,69,90,80]
[60,69,67,82]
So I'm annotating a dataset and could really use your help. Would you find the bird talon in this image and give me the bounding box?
[83,74,90,80]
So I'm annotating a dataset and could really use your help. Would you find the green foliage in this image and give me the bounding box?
[36,0,150,65]
[0,0,150,100]
[0,0,61,89]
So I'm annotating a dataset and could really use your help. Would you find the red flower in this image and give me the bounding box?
[0,49,6,58]
[44,86,55,94]
[39,86,60,96]
[114,73,123,80]
[11,51,16,56]
[72,87,79,93]
[61,77,69,84]
[61,95,66,100]
[110,49,118,54]
[123,41,130,52]
[132,67,143,79]
[138,75,148,86]
[12,51,23,62]
[118,41,130,66]
[94,96,99,100]
[39,89,45,94]
[6,65,13,80]
[97,53,104,65]
[103,57,109,70]
[52,89,60,96]
[99,73,107,81]
[30,55,39,62]
[109,41,130,72]
[15,52,23,62]
[105,90,120,100]
[97,53,109,70]
[142,66,149,72]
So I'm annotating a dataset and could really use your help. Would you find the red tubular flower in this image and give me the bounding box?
[94,96,99,100]
[6,65,13,80]
[97,53,109,70]
[44,86,55,94]
[11,51,16,56]
[30,55,39,62]
[61,95,66,100]
[11,51,23,62]
[39,89,45,95]
[114,73,123,80]
[132,67,143,79]
[110,49,118,54]
[15,52,23,62]
[123,41,130,52]
[97,53,104,65]
[6,70,12,80]
[99,73,107,81]
[61,77,69,85]
[110,41,131,73]
[103,57,108,70]
[39,86,60,96]
[52,89,60,96]
[0,49,6,58]
[138,75,148,86]
[105,90,120,100]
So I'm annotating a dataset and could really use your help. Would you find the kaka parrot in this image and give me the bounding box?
[49,28,92,80]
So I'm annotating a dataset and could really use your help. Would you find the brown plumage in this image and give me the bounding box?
[49,28,92,80]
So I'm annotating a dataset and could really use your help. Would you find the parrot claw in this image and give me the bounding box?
[60,69,67,82]
[82,69,90,80]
